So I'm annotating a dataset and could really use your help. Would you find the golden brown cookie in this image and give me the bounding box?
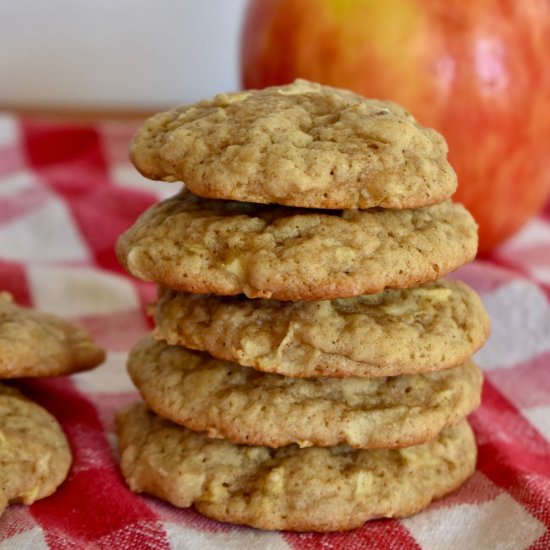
[116,190,477,301]
[117,403,477,532]
[154,280,489,377]
[128,335,482,449]
[130,80,456,210]
[0,292,105,378]
[0,384,72,516]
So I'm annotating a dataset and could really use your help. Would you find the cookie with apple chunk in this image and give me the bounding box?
[116,190,477,301]
[153,279,489,378]
[130,79,456,210]
[117,403,476,532]
[128,334,483,450]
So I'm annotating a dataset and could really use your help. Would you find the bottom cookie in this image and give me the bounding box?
[117,403,477,532]
[0,384,72,516]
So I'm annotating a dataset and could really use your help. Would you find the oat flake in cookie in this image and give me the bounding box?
[117,403,477,532]
[116,190,478,301]
[130,80,456,210]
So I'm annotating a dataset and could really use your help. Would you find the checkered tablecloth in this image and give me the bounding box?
[0,113,549,549]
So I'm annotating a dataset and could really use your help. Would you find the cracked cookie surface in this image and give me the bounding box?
[117,404,476,532]
[128,335,482,449]
[130,80,456,210]
[116,190,477,301]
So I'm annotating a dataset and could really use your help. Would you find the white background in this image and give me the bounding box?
[0,0,248,109]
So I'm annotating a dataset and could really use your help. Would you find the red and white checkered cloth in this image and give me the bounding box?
[0,113,549,550]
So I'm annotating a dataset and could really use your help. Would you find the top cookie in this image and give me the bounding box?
[130,80,456,209]
[0,292,105,378]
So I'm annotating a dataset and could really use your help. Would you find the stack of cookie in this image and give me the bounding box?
[115,80,489,532]
[0,292,105,516]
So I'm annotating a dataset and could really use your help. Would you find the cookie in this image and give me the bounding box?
[128,335,482,449]
[116,190,477,301]
[117,404,476,532]
[130,80,456,210]
[0,383,71,516]
[0,292,105,378]
[154,280,489,378]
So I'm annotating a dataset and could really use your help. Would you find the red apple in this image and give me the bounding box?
[241,0,550,252]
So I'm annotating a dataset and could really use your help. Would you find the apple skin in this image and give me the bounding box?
[241,0,550,252]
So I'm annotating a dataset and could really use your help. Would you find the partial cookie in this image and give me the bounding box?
[0,292,105,378]
[117,404,476,532]
[116,190,477,301]
[128,335,482,449]
[0,383,71,516]
[154,280,489,377]
[130,80,456,210]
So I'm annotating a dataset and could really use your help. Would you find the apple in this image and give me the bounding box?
[241,0,550,252]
